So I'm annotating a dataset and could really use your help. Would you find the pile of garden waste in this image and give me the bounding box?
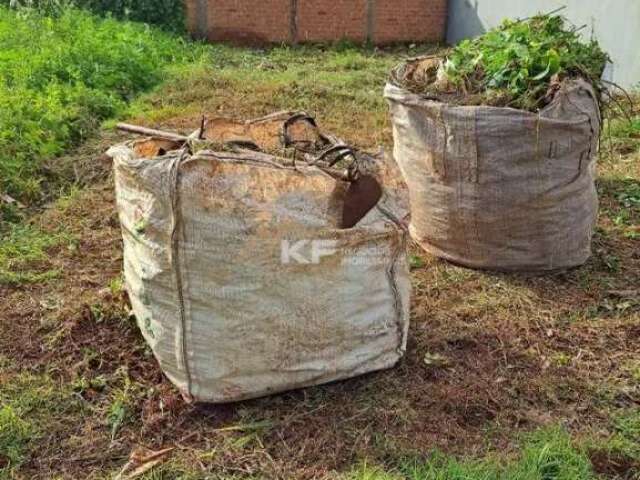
[393,12,610,111]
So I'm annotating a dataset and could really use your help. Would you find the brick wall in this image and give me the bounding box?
[373,0,448,43]
[185,0,448,44]
[296,0,368,43]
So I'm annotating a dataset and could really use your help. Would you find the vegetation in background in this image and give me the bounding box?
[127,42,421,138]
[601,105,640,240]
[0,0,185,31]
[0,6,203,205]
[395,13,609,111]
[607,115,640,157]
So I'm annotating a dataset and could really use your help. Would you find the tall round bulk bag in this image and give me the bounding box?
[384,78,600,272]
[109,141,411,403]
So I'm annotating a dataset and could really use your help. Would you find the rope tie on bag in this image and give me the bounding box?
[169,147,194,401]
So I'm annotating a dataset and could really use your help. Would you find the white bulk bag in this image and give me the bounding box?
[385,78,600,272]
[110,144,410,403]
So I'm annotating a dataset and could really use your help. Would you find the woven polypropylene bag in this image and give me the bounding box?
[385,79,600,272]
[109,144,411,403]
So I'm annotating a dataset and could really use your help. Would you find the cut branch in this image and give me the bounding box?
[116,123,189,143]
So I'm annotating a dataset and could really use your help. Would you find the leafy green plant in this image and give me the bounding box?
[396,13,609,111]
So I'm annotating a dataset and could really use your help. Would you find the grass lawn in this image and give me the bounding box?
[0,21,639,480]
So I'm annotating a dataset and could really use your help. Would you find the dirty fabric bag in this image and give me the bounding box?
[109,144,410,403]
[384,78,600,272]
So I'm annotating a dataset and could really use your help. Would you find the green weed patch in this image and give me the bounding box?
[0,7,203,203]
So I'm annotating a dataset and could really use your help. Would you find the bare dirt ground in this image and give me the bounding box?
[0,48,638,479]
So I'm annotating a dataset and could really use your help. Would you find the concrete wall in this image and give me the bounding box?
[447,0,640,89]
[185,0,448,45]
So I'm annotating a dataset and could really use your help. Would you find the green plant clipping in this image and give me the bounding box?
[397,13,609,111]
